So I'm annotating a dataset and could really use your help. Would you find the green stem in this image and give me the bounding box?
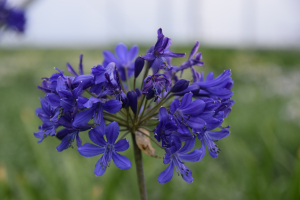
[131,132,148,200]
[139,99,148,120]
[125,67,131,91]
[117,131,130,142]
[139,93,173,123]
[85,89,97,97]
[145,122,159,126]
[103,112,125,122]
[140,61,150,91]
[136,94,146,122]
[103,117,128,127]
[134,77,136,90]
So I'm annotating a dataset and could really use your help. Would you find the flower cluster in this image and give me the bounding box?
[34,28,234,184]
[0,1,26,33]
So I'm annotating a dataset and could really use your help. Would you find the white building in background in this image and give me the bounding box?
[1,0,300,48]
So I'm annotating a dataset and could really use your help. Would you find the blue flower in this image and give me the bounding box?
[158,136,202,184]
[141,28,185,72]
[66,54,85,76]
[196,70,234,99]
[173,70,234,100]
[78,121,131,176]
[34,95,73,143]
[103,43,138,81]
[179,41,204,81]
[72,96,122,134]
[154,107,177,148]
[142,73,172,101]
[0,1,26,33]
[197,126,230,159]
[55,123,91,152]
[169,92,207,134]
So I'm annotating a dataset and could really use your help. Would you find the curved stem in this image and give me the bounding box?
[131,132,148,200]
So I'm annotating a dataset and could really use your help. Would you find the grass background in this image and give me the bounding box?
[0,47,300,200]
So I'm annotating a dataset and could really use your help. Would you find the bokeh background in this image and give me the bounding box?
[1,0,300,200]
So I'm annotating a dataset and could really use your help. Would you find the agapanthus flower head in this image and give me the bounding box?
[34,28,235,186]
[0,1,25,33]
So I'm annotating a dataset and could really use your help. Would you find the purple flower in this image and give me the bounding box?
[78,121,131,176]
[103,62,128,106]
[72,96,122,133]
[66,54,85,76]
[55,124,91,152]
[0,1,26,33]
[174,70,234,100]
[158,136,202,184]
[196,70,234,99]
[34,95,73,143]
[103,43,138,81]
[179,41,204,81]
[154,107,177,147]
[142,73,172,101]
[197,126,230,159]
[141,28,185,72]
[169,93,207,134]
[55,76,88,115]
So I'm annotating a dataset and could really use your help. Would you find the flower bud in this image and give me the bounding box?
[170,79,189,93]
[127,90,137,114]
[134,57,145,78]
[135,88,142,98]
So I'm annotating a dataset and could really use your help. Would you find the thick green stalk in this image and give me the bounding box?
[131,132,148,200]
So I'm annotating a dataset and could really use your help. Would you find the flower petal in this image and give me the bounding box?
[141,53,155,61]
[103,100,122,113]
[158,161,174,184]
[179,92,193,109]
[170,99,180,114]
[94,157,107,176]
[180,100,205,116]
[89,128,106,146]
[78,143,105,157]
[162,51,186,58]
[103,50,118,67]
[178,137,195,154]
[181,165,193,183]
[114,139,129,152]
[66,62,78,76]
[105,121,120,144]
[186,116,206,130]
[189,41,200,59]
[179,149,202,162]
[112,152,131,170]
[115,43,128,63]
[128,45,139,61]
[83,96,102,108]
[72,108,95,128]
[208,128,230,140]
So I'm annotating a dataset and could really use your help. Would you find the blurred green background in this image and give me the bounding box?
[0,47,300,200]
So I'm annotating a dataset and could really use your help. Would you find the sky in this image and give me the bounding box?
[1,0,300,48]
